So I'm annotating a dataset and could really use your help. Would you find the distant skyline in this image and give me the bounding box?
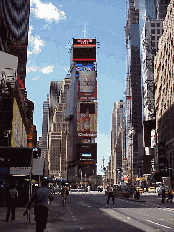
[26,0,127,174]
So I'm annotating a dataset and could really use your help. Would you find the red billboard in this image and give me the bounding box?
[77,102,97,137]
[73,39,96,61]
[78,71,97,101]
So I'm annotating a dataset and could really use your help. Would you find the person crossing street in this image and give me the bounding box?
[107,184,114,204]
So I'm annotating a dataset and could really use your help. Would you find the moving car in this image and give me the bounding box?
[157,185,169,196]
[135,186,144,194]
[148,187,156,193]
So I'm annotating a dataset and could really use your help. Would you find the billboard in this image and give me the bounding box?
[76,63,93,72]
[77,102,97,137]
[11,98,27,147]
[0,51,18,74]
[78,71,97,101]
[73,39,96,61]
[76,143,97,161]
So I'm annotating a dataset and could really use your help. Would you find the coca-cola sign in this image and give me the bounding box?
[77,102,97,137]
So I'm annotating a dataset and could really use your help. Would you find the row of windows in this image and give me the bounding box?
[151,36,161,41]
[151,23,161,28]
[151,29,163,35]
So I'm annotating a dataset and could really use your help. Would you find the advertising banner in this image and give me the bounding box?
[78,71,97,101]
[73,39,96,61]
[76,63,93,72]
[76,143,97,161]
[32,158,44,175]
[11,98,27,147]
[10,167,31,175]
[77,102,97,137]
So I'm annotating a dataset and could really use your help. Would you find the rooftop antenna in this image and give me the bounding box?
[82,15,87,38]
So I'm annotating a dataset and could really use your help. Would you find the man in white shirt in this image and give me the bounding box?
[107,185,114,204]
[23,179,54,232]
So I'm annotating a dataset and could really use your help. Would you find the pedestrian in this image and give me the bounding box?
[107,185,114,204]
[161,184,165,203]
[5,183,18,222]
[23,178,54,232]
[167,185,173,203]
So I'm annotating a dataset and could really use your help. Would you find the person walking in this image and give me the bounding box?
[167,185,173,203]
[161,184,166,203]
[107,185,114,204]
[23,178,54,232]
[61,185,68,205]
[6,183,18,222]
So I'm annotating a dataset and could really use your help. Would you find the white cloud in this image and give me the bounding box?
[39,66,54,74]
[26,65,54,74]
[31,0,66,23]
[27,65,39,73]
[32,76,40,80]
[28,26,45,56]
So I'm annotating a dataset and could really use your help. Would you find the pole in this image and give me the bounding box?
[85,173,86,191]
[81,171,82,188]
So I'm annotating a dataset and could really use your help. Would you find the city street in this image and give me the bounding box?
[1,191,174,231]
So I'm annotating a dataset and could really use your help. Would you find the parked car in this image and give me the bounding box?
[148,187,156,193]
[135,186,144,194]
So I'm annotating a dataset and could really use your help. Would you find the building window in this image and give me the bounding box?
[151,36,155,40]
[151,23,155,27]
[151,29,155,34]
[152,42,155,47]
[157,23,160,27]
[157,29,160,34]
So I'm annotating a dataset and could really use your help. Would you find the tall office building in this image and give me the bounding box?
[154,0,174,179]
[111,101,124,184]
[141,0,170,176]
[48,81,62,132]
[48,76,70,178]
[66,39,97,185]
[41,96,49,176]
[125,0,143,180]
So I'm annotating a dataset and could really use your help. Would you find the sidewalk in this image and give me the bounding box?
[0,207,36,231]
[0,206,64,232]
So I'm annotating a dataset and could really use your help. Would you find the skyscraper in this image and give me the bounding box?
[111,101,124,184]
[125,0,143,179]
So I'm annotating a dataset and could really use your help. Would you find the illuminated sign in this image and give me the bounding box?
[82,153,91,157]
[73,39,96,61]
[73,39,96,46]
[77,102,97,137]
[76,143,97,161]
[78,71,97,101]
[76,64,93,72]
[79,71,96,93]
[80,161,94,165]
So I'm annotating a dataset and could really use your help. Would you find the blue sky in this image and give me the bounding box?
[26,0,127,174]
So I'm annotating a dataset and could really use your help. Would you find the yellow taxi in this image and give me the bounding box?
[135,186,144,194]
[148,187,156,193]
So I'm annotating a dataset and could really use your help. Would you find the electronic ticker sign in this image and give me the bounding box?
[73,39,96,61]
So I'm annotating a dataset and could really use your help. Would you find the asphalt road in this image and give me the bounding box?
[46,191,174,231]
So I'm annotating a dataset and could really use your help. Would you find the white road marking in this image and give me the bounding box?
[146,219,172,229]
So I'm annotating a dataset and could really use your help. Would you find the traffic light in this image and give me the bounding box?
[33,148,41,158]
